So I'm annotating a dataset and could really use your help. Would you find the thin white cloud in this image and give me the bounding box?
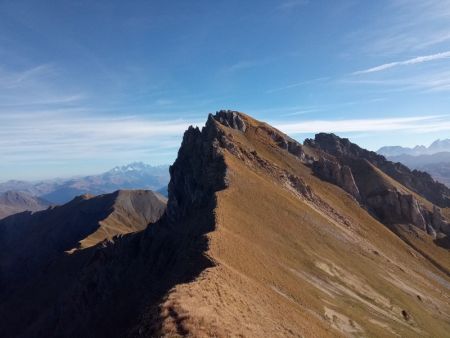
[266,77,330,94]
[0,64,55,89]
[415,32,450,50]
[354,51,450,74]
[0,63,86,106]
[344,69,450,93]
[0,111,202,164]
[278,0,309,10]
[350,1,450,55]
[273,115,450,134]
[225,59,268,73]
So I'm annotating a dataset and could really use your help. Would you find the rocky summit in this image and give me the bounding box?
[1,111,450,338]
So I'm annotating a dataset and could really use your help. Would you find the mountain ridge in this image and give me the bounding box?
[1,111,450,337]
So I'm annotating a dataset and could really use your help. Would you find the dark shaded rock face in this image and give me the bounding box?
[167,114,228,224]
[306,133,450,208]
[312,157,360,200]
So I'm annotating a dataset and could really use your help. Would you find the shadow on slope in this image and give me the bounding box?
[0,117,227,338]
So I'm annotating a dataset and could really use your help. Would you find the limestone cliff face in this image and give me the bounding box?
[214,110,247,132]
[364,189,450,237]
[305,133,450,236]
[366,190,426,228]
[312,157,361,200]
[305,133,450,208]
[433,206,450,233]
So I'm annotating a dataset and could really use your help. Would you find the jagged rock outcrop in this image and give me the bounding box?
[257,124,308,161]
[306,133,450,207]
[432,206,450,234]
[364,187,449,236]
[167,114,228,224]
[214,110,308,161]
[365,190,426,230]
[214,110,247,132]
[312,157,361,200]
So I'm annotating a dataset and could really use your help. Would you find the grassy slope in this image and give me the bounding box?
[162,115,450,337]
[78,190,167,248]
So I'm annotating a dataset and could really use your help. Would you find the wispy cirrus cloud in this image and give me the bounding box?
[224,59,270,73]
[0,63,86,106]
[266,77,329,93]
[344,69,450,93]
[0,64,54,89]
[353,51,450,74]
[278,0,309,10]
[349,0,450,55]
[0,111,201,165]
[273,115,450,134]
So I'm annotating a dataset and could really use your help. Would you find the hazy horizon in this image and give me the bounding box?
[0,161,170,183]
[2,0,450,180]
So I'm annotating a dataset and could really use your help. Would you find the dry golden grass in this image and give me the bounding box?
[78,190,166,249]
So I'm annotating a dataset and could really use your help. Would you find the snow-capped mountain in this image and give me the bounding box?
[378,139,450,156]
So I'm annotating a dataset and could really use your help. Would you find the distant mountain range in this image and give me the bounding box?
[386,152,450,187]
[377,140,450,188]
[0,162,170,205]
[378,139,450,156]
[0,191,50,219]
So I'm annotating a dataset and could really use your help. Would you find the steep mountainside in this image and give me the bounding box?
[0,162,169,204]
[0,191,50,219]
[1,111,450,338]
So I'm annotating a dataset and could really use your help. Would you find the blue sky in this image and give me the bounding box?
[1,0,450,181]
